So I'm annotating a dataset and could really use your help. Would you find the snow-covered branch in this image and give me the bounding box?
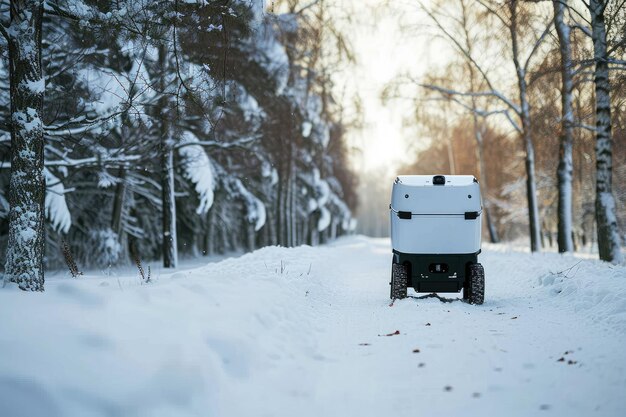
[44,110,123,137]
[174,135,260,151]
[571,122,596,132]
[0,154,142,170]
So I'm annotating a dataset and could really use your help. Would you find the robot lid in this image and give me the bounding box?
[394,175,477,187]
[390,174,482,216]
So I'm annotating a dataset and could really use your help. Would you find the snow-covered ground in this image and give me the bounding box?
[1,236,625,417]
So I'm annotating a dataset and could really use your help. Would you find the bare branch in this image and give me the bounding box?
[502,109,523,133]
[419,2,513,112]
[607,58,626,66]
[571,122,596,131]
[295,0,321,14]
[474,0,509,26]
[420,83,523,133]
[524,22,553,74]
[419,83,521,115]
[571,22,592,37]
[560,0,592,25]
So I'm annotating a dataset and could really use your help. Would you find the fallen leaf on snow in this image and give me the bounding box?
[378,330,401,337]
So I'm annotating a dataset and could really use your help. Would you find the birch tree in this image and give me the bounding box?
[508,0,544,252]
[588,0,623,264]
[553,0,575,253]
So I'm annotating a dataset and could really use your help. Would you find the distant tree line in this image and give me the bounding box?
[388,0,624,264]
[0,0,358,291]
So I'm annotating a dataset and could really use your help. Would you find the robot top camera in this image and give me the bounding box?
[389,175,485,304]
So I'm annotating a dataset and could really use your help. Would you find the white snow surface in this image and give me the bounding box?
[1,236,625,417]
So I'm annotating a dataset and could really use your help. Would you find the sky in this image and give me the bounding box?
[334,0,454,174]
[324,0,458,235]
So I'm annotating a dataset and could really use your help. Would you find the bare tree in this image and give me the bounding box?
[419,0,549,251]
[460,0,499,243]
[588,0,623,263]
[508,0,544,252]
[553,0,575,253]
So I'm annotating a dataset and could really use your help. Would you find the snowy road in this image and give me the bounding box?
[1,236,625,417]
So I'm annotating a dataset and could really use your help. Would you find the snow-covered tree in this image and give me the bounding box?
[553,0,575,253]
[588,0,623,264]
[0,0,358,284]
[2,0,46,291]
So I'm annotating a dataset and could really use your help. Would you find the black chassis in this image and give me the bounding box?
[392,249,481,293]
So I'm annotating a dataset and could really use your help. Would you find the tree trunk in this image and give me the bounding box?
[510,1,541,252]
[4,0,46,291]
[475,133,500,243]
[161,146,177,267]
[110,168,128,264]
[204,207,215,255]
[246,223,255,252]
[444,105,456,175]
[289,143,297,246]
[158,44,177,268]
[111,168,126,235]
[589,0,623,264]
[276,169,286,246]
[523,131,541,252]
[553,0,575,253]
[265,203,277,246]
[285,162,293,247]
[460,0,499,244]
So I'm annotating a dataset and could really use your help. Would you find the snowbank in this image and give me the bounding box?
[0,237,624,417]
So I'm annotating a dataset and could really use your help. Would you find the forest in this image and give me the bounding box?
[0,0,358,291]
[383,0,624,263]
[1,0,625,294]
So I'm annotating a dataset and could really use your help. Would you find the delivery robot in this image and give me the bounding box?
[389,175,485,304]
